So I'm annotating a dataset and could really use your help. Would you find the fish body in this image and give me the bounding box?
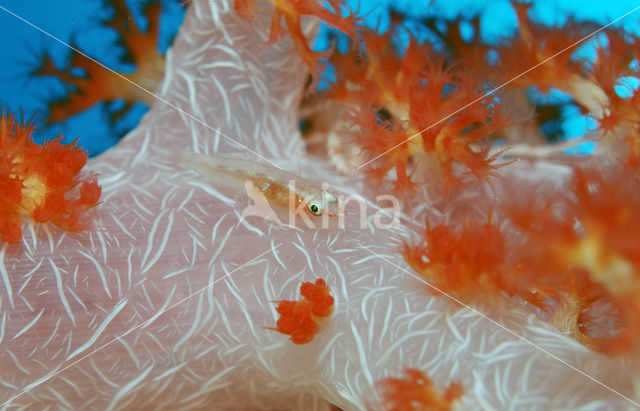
[176,150,340,226]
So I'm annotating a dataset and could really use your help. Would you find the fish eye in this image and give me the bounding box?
[308,200,323,216]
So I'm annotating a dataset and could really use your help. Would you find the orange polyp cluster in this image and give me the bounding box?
[298,0,640,192]
[404,167,640,354]
[0,158,24,244]
[509,170,640,353]
[0,111,101,244]
[585,31,640,166]
[324,26,517,195]
[267,278,334,345]
[348,108,416,196]
[375,368,463,411]
[498,3,586,93]
[497,5,640,162]
[299,277,334,316]
[233,0,359,87]
[403,219,508,303]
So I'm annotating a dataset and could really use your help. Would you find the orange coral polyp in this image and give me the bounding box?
[501,169,640,353]
[376,368,463,411]
[274,299,319,344]
[403,219,506,300]
[0,111,101,244]
[300,278,335,317]
[0,159,24,244]
[267,277,334,344]
[327,25,515,195]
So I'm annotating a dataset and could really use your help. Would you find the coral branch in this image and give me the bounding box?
[233,0,359,88]
[322,28,517,195]
[32,0,168,133]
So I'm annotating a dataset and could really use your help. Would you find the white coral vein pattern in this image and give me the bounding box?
[0,0,638,410]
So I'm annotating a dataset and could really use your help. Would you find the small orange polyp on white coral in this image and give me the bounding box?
[375,368,464,411]
[0,111,102,244]
[266,278,335,344]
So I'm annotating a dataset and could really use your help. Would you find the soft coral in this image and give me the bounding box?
[403,165,640,355]
[506,168,640,353]
[327,28,516,195]
[32,0,168,136]
[234,0,359,88]
[0,111,101,244]
[403,217,513,304]
[375,368,463,411]
[266,278,334,344]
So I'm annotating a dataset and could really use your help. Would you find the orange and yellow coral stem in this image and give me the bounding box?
[0,110,101,244]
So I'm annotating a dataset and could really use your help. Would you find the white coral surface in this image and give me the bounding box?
[0,1,638,409]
